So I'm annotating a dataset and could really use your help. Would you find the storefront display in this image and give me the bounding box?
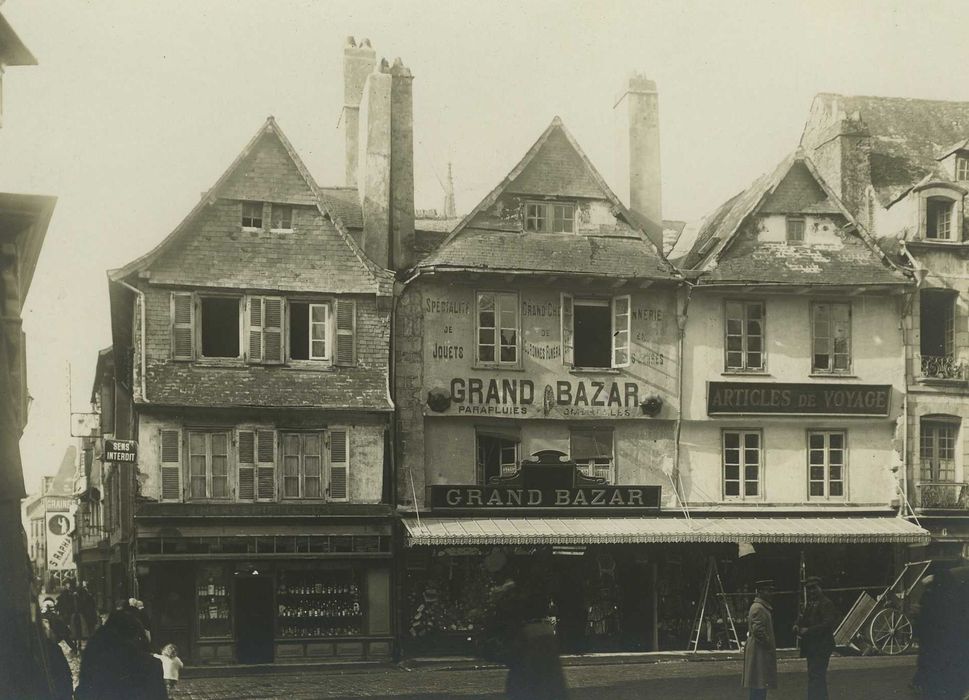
[276,569,365,639]
[196,564,231,639]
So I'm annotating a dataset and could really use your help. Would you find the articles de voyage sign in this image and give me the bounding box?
[707,382,892,417]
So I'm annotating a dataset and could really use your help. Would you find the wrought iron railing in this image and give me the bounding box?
[916,482,969,509]
[920,354,969,380]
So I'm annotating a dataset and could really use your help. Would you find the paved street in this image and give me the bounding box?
[174,655,919,700]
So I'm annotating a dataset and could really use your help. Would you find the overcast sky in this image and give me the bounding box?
[5,0,968,491]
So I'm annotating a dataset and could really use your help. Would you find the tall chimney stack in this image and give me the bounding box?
[389,57,415,271]
[614,73,662,247]
[357,59,393,268]
[342,37,376,187]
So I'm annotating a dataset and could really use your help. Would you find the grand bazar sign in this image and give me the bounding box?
[707,382,892,417]
[430,450,662,511]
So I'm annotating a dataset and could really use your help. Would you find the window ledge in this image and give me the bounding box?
[808,373,857,379]
[721,370,771,377]
[284,360,335,371]
[194,358,246,368]
[907,238,969,247]
[569,367,621,375]
[270,228,294,234]
[241,226,264,233]
[472,364,525,372]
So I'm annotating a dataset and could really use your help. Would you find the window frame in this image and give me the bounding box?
[241,201,264,230]
[957,155,969,182]
[185,429,232,501]
[723,299,766,372]
[807,430,847,500]
[569,427,615,484]
[279,431,325,500]
[786,216,805,243]
[811,301,852,374]
[475,291,520,367]
[269,203,294,232]
[475,430,521,484]
[722,429,763,501]
[919,418,959,484]
[198,294,243,360]
[926,196,955,240]
[286,299,333,363]
[561,294,631,369]
[524,200,575,233]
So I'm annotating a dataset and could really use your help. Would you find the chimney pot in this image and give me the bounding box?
[346,36,356,48]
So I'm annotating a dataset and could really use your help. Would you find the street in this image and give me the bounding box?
[174,655,919,700]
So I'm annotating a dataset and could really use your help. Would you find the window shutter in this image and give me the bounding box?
[171,293,195,360]
[612,294,631,368]
[561,293,574,366]
[256,430,276,501]
[247,297,263,362]
[335,299,355,366]
[328,428,349,502]
[262,297,284,364]
[160,429,181,501]
[237,430,255,501]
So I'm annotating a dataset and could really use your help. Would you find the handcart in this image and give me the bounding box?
[832,560,931,655]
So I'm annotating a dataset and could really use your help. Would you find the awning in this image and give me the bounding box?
[402,516,930,546]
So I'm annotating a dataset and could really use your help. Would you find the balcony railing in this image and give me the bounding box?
[916,482,969,509]
[920,354,969,380]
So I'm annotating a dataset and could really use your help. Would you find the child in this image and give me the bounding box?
[153,643,184,697]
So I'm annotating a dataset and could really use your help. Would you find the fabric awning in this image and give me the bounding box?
[402,516,930,546]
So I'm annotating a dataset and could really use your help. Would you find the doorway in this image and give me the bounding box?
[234,575,274,664]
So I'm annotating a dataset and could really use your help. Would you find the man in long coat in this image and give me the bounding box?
[794,576,839,700]
[743,579,778,700]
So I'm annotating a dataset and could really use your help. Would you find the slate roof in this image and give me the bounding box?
[681,152,908,288]
[318,186,363,230]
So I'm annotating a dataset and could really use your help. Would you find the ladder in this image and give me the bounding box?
[689,556,741,651]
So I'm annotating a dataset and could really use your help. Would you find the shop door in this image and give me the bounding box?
[235,576,274,664]
[153,563,194,662]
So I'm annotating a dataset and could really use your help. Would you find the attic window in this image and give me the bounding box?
[926,197,954,240]
[524,202,574,233]
[786,216,805,243]
[957,155,969,182]
[271,204,293,231]
[242,201,263,229]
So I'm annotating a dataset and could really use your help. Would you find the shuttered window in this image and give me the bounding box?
[328,428,349,502]
[561,293,574,366]
[187,430,230,500]
[160,429,181,501]
[238,429,276,501]
[335,299,355,366]
[281,432,323,499]
[171,293,195,360]
[237,431,256,501]
[247,296,284,364]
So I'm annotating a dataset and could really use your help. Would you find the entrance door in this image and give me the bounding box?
[234,576,274,664]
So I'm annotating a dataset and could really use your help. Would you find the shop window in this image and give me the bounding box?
[926,197,955,240]
[786,216,805,243]
[811,302,851,373]
[277,569,364,639]
[524,201,575,233]
[281,432,323,499]
[270,204,293,231]
[920,419,958,483]
[570,427,614,483]
[476,292,519,365]
[808,431,846,499]
[187,430,230,500]
[196,564,231,639]
[723,430,761,499]
[724,300,765,371]
[919,291,956,378]
[562,294,631,369]
[241,201,263,229]
[289,302,330,361]
[476,431,520,483]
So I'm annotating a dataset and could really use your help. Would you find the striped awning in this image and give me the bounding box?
[402,516,930,546]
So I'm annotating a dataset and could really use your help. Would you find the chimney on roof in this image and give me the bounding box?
[342,36,377,187]
[443,162,456,219]
[614,73,663,248]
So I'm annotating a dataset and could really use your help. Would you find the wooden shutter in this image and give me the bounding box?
[612,294,631,368]
[247,297,263,362]
[237,430,256,501]
[262,297,284,364]
[171,293,195,360]
[256,429,276,501]
[160,429,181,501]
[335,299,355,366]
[328,428,349,502]
[561,293,574,366]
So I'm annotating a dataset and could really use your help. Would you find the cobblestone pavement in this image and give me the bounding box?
[172,655,919,700]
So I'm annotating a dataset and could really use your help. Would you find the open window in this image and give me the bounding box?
[476,430,520,483]
[270,204,293,232]
[561,294,631,369]
[289,302,331,361]
[920,290,956,378]
[199,297,241,359]
[926,196,956,240]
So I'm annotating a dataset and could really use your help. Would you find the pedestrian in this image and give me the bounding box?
[742,579,778,700]
[77,580,99,641]
[41,597,78,655]
[75,608,167,700]
[129,597,152,643]
[39,618,74,700]
[153,643,184,698]
[794,576,839,700]
[916,565,969,700]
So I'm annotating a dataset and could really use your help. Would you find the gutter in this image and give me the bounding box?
[118,279,148,404]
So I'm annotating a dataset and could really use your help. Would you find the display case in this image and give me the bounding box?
[196,564,231,639]
[276,569,365,639]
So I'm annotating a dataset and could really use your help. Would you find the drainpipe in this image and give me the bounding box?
[673,282,694,511]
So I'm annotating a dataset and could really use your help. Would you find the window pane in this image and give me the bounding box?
[744,433,759,449]
[283,476,299,498]
[726,351,743,368]
[810,482,824,496]
[745,481,758,496]
[479,345,495,362]
[725,482,740,496]
[724,433,740,449]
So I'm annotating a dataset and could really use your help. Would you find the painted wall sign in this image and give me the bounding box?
[707,382,892,416]
[103,438,138,463]
[430,450,661,511]
[46,512,75,570]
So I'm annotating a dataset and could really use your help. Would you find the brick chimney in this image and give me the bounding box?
[614,73,663,247]
[342,37,376,187]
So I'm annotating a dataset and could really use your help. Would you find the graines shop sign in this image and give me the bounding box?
[707,382,892,417]
[430,450,662,511]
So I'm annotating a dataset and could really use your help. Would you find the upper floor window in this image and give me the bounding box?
[570,427,614,483]
[812,302,851,374]
[808,431,846,499]
[289,302,330,361]
[723,429,761,499]
[242,201,263,229]
[920,418,958,483]
[476,431,519,483]
[957,155,969,181]
[271,204,293,231]
[188,430,230,500]
[919,290,957,379]
[724,300,765,371]
[786,216,805,243]
[562,294,630,369]
[926,197,955,240]
[476,292,519,365]
[524,201,575,233]
[200,296,241,359]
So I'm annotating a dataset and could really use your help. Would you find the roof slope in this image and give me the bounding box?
[48,446,77,496]
[419,117,676,280]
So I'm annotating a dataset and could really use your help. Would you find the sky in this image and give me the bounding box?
[4,0,969,491]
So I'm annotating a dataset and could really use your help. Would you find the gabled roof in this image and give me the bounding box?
[109,117,393,294]
[0,12,37,66]
[48,446,77,497]
[681,152,907,288]
[0,192,56,303]
[419,117,676,280]
[90,346,113,405]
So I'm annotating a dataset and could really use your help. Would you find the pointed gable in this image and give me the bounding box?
[505,126,606,199]
[219,131,318,206]
[758,161,841,215]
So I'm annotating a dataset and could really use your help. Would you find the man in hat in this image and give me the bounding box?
[742,579,778,700]
[794,576,839,700]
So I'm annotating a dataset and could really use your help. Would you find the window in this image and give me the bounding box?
[271,204,293,231]
[524,202,575,233]
[919,291,956,378]
[247,296,284,364]
[289,302,330,360]
[724,300,765,371]
[570,427,614,483]
[242,201,263,229]
[187,430,230,500]
[926,197,954,240]
[812,302,851,373]
[920,419,957,483]
[786,216,805,243]
[237,429,276,501]
[561,294,631,368]
[476,292,518,365]
[808,431,845,498]
[957,156,969,182]
[723,430,761,499]
[281,432,323,499]
[160,429,181,501]
[476,432,519,483]
[200,297,241,358]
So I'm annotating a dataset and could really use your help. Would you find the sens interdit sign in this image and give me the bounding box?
[103,439,138,463]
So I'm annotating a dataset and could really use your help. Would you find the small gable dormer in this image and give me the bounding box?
[912,181,966,243]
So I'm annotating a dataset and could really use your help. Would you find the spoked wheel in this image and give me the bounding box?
[868,608,913,655]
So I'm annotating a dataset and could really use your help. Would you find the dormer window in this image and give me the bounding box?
[957,155,969,181]
[271,204,293,232]
[524,201,574,233]
[242,201,263,229]
[786,216,805,243]
[926,197,954,240]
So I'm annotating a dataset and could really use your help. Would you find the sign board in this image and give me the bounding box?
[71,412,101,437]
[103,439,138,463]
[430,450,661,511]
[707,382,892,417]
[46,512,74,570]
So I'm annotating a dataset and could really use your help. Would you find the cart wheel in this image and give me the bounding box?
[868,608,913,655]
